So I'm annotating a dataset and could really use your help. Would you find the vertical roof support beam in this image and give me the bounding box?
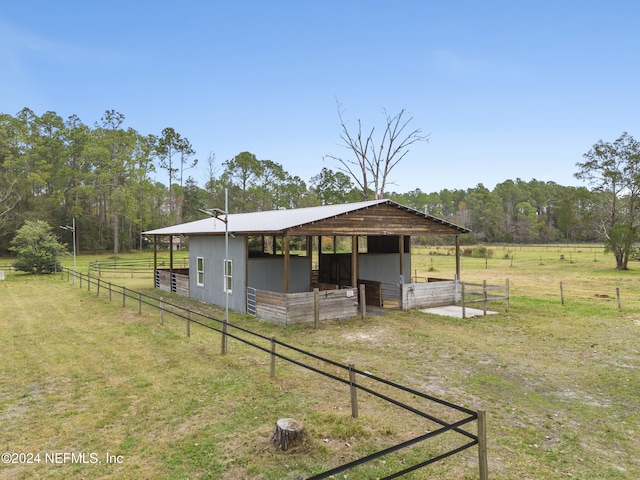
[455,235,461,280]
[351,235,358,288]
[283,235,290,293]
[169,235,174,277]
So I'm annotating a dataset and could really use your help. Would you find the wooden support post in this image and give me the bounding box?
[270,336,276,378]
[96,278,101,297]
[461,283,466,319]
[169,235,174,279]
[314,288,320,328]
[477,409,489,480]
[351,235,358,288]
[108,282,112,301]
[79,274,82,289]
[160,297,164,325]
[87,274,91,292]
[138,292,142,315]
[560,281,565,306]
[616,287,621,311]
[399,235,405,311]
[505,278,509,312]
[122,286,126,308]
[455,235,461,279]
[153,235,157,273]
[360,284,366,320]
[349,363,359,419]
[483,280,487,316]
[186,310,191,337]
[283,235,290,293]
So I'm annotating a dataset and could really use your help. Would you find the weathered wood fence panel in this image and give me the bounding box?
[402,280,459,310]
[155,269,190,296]
[254,288,357,325]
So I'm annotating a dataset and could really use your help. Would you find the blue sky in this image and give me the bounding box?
[2,1,638,194]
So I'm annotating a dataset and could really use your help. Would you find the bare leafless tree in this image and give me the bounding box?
[0,175,20,226]
[324,102,428,200]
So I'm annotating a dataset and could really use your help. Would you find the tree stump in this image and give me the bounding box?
[271,418,305,451]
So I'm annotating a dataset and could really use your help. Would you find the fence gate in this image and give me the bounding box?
[246,286,257,316]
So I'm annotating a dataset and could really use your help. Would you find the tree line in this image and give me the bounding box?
[0,108,635,267]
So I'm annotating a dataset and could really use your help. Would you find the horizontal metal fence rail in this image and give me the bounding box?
[88,257,188,275]
[59,267,486,479]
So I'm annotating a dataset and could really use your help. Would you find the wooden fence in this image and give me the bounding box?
[253,287,359,325]
[59,267,488,479]
[154,268,189,296]
[461,280,510,318]
[402,280,460,310]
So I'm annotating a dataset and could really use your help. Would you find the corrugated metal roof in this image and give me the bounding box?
[143,199,470,236]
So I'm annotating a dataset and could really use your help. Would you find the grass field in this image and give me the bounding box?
[1,245,639,479]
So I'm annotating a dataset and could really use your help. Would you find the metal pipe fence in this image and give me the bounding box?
[59,267,488,479]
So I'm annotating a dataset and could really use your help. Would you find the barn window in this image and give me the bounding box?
[196,257,205,286]
[223,259,233,294]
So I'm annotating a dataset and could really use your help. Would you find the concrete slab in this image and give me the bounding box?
[421,305,498,318]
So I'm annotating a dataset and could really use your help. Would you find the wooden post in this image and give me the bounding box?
[314,288,319,328]
[560,281,565,306]
[87,274,91,292]
[270,336,276,378]
[283,235,290,293]
[169,235,174,280]
[351,235,358,288]
[138,292,142,315]
[160,297,164,325]
[483,280,487,316]
[455,235,461,279]
[399,235,405,310]
[79,274,82,289]
[505,278,509,312]
[122,286,126,308]
[186,310,191,337]
[359,284,366,320]
[153,235,157,274]
[616,287,621,311]
[108,282,112,301]
[477,409,489,480]
[461,283,466,319]
[349,363,359,419]
[96,278,101,297]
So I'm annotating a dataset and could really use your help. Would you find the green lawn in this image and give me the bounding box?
[1,246,639,479]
